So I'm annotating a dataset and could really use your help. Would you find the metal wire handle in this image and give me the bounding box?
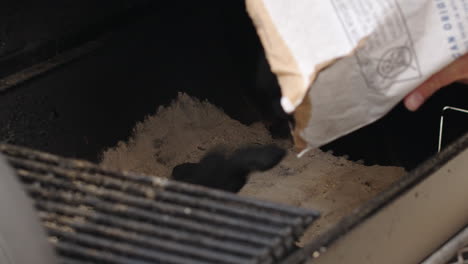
[438,106,468,152]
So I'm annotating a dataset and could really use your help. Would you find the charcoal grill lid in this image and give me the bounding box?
[0,154,58,264]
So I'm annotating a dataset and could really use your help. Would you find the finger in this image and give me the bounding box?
[405,54,468,111]
[404,91,425,112]
[404,75,445,111]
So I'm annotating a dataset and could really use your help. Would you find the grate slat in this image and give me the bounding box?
[44,214,254,264]
[35,199,269,259]
[21,171,282,249]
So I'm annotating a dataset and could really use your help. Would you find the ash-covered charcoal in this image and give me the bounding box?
[100,93,277,178]
[172,144,286,193]
[100,93,406,245]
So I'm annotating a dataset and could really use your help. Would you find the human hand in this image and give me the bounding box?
[404,53,468,111]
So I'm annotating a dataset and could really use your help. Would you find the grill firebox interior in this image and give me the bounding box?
[0,1,467,169]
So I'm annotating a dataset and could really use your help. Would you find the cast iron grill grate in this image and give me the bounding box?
[0,143,320,264]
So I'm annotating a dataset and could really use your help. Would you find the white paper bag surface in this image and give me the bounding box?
[246,0,468,152]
